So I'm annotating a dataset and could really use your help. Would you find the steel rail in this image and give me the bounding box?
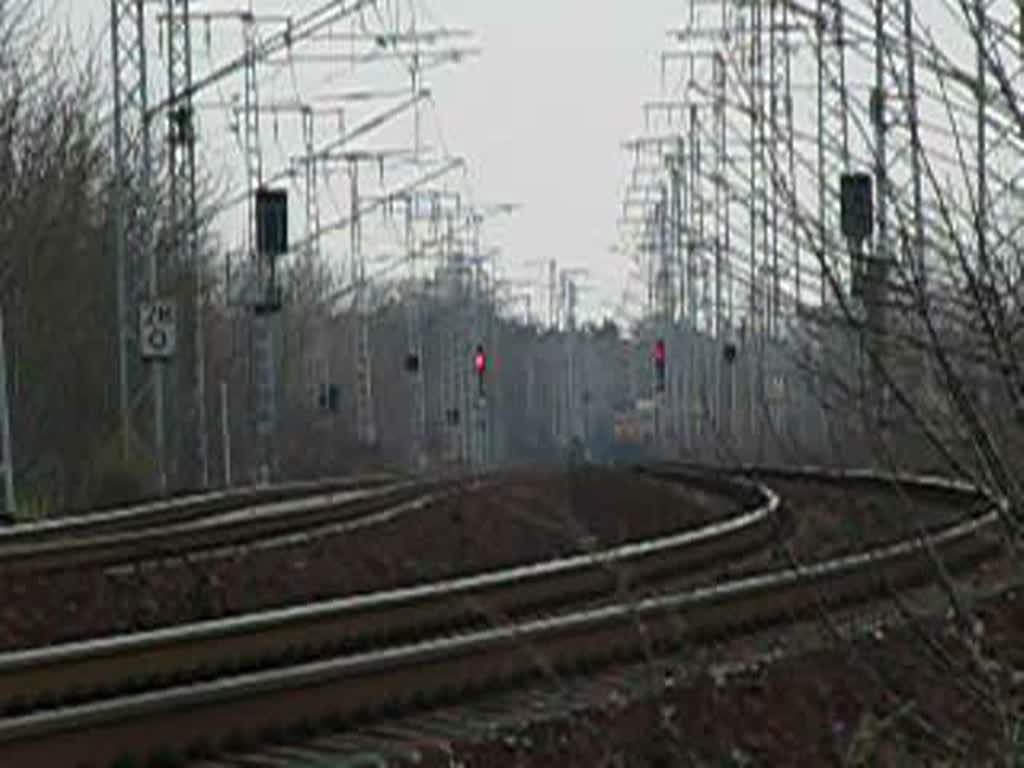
[0,468,1001,766]
[645,462,989,502]
[0,480,441,574]
[0,472,776,714]
[0,474,398,548]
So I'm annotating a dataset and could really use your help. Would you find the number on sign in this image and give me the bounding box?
[140,300,177,360]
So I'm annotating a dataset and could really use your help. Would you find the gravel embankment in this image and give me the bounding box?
[0,468,736,650]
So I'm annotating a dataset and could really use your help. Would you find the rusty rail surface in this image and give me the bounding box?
[0,480,446,574]
[0,469,774,715]
[0,468,1001,767]
[0,475,399,546]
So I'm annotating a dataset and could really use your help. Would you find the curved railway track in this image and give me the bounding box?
[0,468,774,714]
[0,477,440,574]
[0,474,398,545]
[0,466,1005,767]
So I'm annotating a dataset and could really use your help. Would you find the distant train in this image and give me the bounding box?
[608,400,656,463]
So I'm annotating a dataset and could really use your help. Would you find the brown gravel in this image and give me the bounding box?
[631,476,985,605]
[372,481,1016,768]
[394,572,1023,768]
[769,478,978,562]
[10,469,1008,767]
[0,468,735,650]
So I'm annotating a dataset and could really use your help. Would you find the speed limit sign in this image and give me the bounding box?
[140,300,177,360]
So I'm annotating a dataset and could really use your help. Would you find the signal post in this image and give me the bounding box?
[653,337,666,454]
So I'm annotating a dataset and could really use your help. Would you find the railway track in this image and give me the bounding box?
[0,467,1004,767]
[0,474,398,546]
[0,467,774,715]
[0,477,439,574]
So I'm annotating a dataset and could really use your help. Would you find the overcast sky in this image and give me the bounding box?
[51,0,1006,327]
[57,1,684,322]
[420,0,683,318]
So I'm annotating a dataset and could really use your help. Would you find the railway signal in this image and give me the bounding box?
[840,173,873,243]
[654,338,666,393]
[723,341,737,364]
[254,187,287,313]
[318,383,339,412]
[840,172,873,297]
[474,344,487,396]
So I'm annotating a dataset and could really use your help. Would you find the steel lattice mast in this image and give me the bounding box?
[348,157,377,447]
[111,0,164,487]
[165,0,208,488]
[301,107,322,291]
[242,13,263,263]
[403,194,427,468]
[814,0,852,305]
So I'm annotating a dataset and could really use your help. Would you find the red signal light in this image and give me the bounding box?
[654,339,666,393]
[474,344,488,397]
